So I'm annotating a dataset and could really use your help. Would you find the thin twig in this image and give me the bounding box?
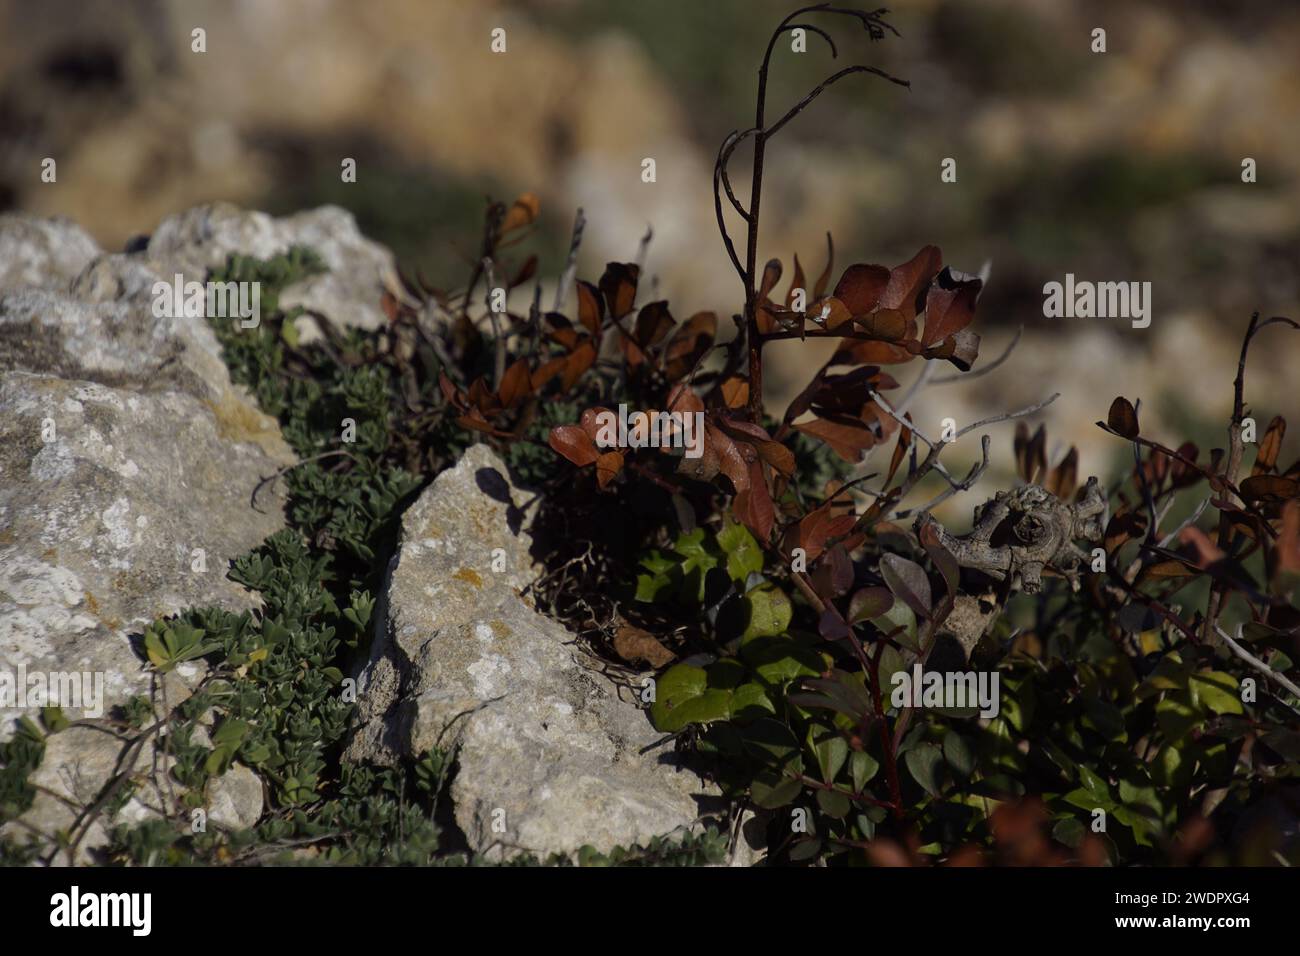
[483,257,506,388]
[553,207,586,312]
[1215,624,1300,703]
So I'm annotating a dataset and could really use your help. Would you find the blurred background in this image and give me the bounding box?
[2,0,1297,501]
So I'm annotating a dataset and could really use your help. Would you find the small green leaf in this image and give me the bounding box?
[717,517,763,582]
[1189,671,1243,715]
[816,787,851,819]
[904,742,944,797]
[741,584,793,642]
[942,729,975,777]
[850,750,879,790]
[649,664,733,732]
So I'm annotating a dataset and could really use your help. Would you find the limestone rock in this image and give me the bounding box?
[0,208,342,858]
[144,203,398,335]
[207,764,265,832]
[0,215,100,292]
[346,444,716,858]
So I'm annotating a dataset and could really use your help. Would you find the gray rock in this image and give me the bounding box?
[346,444,716,859]
[207,764,265,832]
[144,203,398,335]
[0,208,337,859]
[0,215,100,292]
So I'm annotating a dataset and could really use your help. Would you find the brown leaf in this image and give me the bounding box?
[854,308,909,341]
[510,254,538,288]
[549,424,599,467]
[497,358,533,407]
[580,406,612,442]
[1240,474,1300,503]
[833,263,890,315]
[1107,397,1140,439]
[598,262,639,319]
[500,192,540,234]
[879,245,943,318]
[530,356,568,391]
[786,254,807,310]
[613,624,675,668]
[595,450,624,489]
[575,280,604,337]
[667,383,705,416]
[663,311,716,380]
[794,416,877,463]
[833,338,915,366]
[758,258,783,302]
[1278,500,1300,575]
[634,300,676,349]
[719,376,749,409]
[733,459,775,541]
[1047,447,1079,500]
[811,296,853,331]
[921,329,980,371]
[886,423,912,487]
[1253,415,1286,476]
[920,267,982,348]
[561,341,597,391]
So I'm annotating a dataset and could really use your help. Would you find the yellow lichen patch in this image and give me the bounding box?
[84,591,100,617]
[453,567,483,588]
[489,619,511,638]
[203,390,294,462]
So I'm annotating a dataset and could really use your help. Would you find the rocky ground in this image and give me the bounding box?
[0,205,737,864]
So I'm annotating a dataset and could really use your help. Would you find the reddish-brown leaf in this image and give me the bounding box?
[549,424,599,467]
[833,264,890,315]
[786,254,807,310]
[833,338,916,366]
[1240,474,1300,503]
[613,624,675,668]
[530,356,568,391]
[879,245,943,318]
[794,417,877,463]
[595,450,624,489]
[920,268,982,348]
[663,311,716,380]
[634,300,676,349]
[1107,397,1140,439]
[561,341,597,391]
[733,459,775,541]
[719,376,749,409]
[1253,415,1286,476]
[886,422,912,486]
[497,358,533,407]
[1278,500,1300,575]
[758,258,783,302]
[575,280,604,337]
[500,192,540,234]
[598,262,639,319]
[1047,447,1079,500]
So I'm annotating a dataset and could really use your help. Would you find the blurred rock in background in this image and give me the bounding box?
[2,0,1296,512]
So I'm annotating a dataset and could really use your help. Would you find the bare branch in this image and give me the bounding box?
[483,257,506,388]
[764,64,910,141]
[1215,624,1300,704]
[894,435,991,519]
[552,207,586,312]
